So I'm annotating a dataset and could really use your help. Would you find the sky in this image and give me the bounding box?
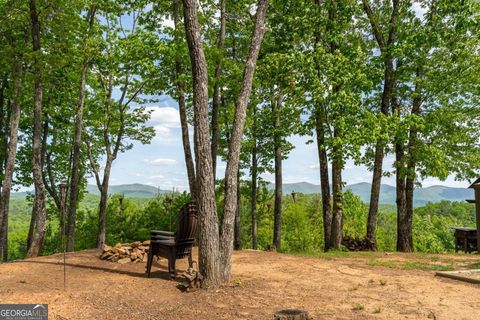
[87,2,472,191]
[88,96,472,191]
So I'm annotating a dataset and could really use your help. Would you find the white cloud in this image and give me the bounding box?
[144,158,177,166]
[149,175,164,179]
[145,106,182,141]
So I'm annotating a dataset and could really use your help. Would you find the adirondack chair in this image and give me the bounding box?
[146,201,198,279]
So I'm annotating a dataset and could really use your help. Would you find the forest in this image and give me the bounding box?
[0,0,479,289]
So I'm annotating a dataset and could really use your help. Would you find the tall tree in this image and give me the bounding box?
[26,0,47,258]
[362,0,400,249]
[182,0,268,286]
[66,5,97,252]
[0,62,23,261]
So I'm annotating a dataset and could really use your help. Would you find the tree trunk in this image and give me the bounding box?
[211,0,226,181]
[234,170,242,250]
[315,108,331,251]
[251,107,258,250]
[0,63,22,262]
[174,0,196,199]
[27,0,47,258]
[272,92,283,250]
[219,0,268,283]
[398,69,422,252]
[96,161,112,250]
[330,128,343,249]
[364,0,399,248]
[182,0,220,288]
[67,5,96,253]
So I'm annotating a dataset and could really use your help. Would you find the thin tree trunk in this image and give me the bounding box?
[182,0,220,288]
[96,161,112,249]
[398,69,422,252]
[234,170,242,250]
[2,220,7,262]
[313,0,332,252]
[330,128,343,249]
[0,63,22,262]
[67,5,96,253]
[174,0,196,199]
[251,107,258,250]
[315,108,331,251]
[27,0,47,258]
[220,0,268,283]
[211,0,226,181]
[363,0,399,248]
[272,92,283,250]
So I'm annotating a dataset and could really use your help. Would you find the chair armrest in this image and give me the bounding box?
[151,230,175,236]
[176,238,196,245]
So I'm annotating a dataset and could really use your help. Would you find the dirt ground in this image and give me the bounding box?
[1,249,479,320]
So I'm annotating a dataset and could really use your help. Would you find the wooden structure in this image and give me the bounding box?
[465,177,480,252]
[452,227,477,253]
[146,202,198,279]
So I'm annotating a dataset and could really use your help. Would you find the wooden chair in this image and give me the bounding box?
[146,202,198,279]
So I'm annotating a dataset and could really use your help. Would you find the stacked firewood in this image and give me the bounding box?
[100,240,151,264]
[342,236,375,251]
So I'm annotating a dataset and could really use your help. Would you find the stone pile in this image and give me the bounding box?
[100,240,151,264]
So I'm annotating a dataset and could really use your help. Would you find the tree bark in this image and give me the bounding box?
[272,92,283,250]
[27,0,47,258]
[313,0,332,252]
[220,0,268,283]
[174,0,196,199]
[330,128,343,249]
[0,63,22,262]
[96,159,112,249]
[397,69,422,252]
[234,169,242,250]
[251,106,258,250]
[182,0,220,288]
[363,0,399,248]
[67,5,96,253]
[315,108,331,251]
[211,0,226,181]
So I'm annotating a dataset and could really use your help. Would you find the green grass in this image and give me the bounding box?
[401,261,454,271]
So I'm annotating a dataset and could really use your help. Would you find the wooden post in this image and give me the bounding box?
[475,186,480,253]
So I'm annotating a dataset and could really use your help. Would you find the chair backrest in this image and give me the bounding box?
[175,202,198,258]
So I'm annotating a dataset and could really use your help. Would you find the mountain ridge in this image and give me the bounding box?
[12,182,472,206]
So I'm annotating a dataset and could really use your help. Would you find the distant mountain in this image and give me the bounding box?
[269,182,473,207]
[12,181,473,207]
[86,183,167,198]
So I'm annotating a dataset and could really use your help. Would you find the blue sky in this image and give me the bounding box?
[90,98,471,191]
[88,3,471,191]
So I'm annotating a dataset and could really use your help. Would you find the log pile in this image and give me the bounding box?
[177,264,203,292]
[342,236,375,251]
[100,240,151,264]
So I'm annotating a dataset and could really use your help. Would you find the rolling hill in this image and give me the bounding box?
[269,181,472,207]
[12,182,472,206]
[86,183,168,198]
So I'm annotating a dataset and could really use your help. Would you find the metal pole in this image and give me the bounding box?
[59,182,67,291]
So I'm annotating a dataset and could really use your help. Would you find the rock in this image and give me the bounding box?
[142,240,151,246]
[131,253,138,260]
[131,241,142,248]
[118,258,131,264]
[103,245,112,252]
[114,243,123,249]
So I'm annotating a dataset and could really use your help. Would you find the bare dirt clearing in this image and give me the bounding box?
[1,249,479,319]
